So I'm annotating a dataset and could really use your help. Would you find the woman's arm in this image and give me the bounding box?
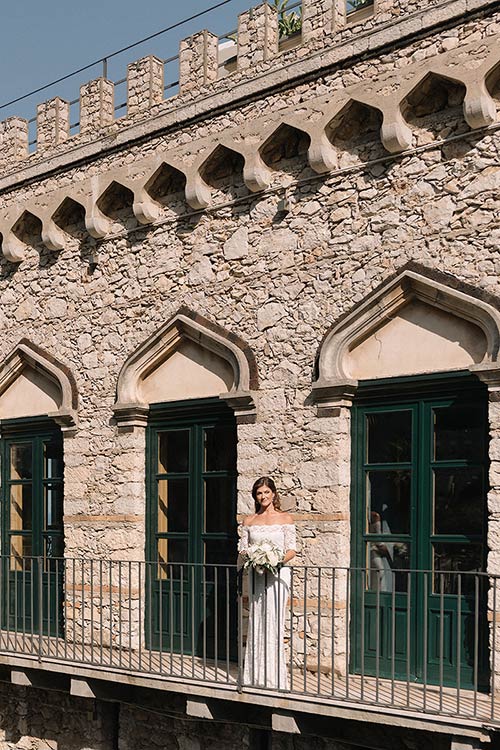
[283,518,297,565]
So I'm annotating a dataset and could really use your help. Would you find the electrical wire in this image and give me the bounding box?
[0,0,238,113]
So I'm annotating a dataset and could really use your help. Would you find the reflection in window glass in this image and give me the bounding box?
[44,484,63,531]
[44,440,63,479]
[204,426,236,472]
[157,479,189,534]
[10,536,32,571]
[433,468,483,535]
[10,484,32,531]
[158,431,189,474]
[157,538,188,580]
[367,411,412,464]
[44,535,64,568]
[433,404,483,462]
[366,470,411,535]
[10,444,33,480]
[433,543,483,594]
[365,542,410,592]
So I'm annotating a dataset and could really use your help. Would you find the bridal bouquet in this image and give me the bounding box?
[244,539,284,576]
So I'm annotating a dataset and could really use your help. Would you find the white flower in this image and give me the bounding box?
[244,539,284,575]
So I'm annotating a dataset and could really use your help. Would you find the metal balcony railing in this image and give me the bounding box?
[0,556,497,726]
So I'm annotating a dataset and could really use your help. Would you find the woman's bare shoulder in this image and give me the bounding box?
[242,514,257,527]
[279,512,295,525]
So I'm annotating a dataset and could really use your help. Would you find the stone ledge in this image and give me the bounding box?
[0,0,497,195]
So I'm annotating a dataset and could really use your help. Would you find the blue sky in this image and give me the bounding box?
[0,0,258,124]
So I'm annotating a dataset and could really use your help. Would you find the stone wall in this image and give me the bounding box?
[0,0,498,694]
[0,684,369,750]
[0,684,116,750]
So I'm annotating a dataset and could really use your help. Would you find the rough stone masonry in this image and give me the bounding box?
[0,0,498,746]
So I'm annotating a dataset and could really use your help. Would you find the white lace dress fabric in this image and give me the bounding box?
[238,523,297,690]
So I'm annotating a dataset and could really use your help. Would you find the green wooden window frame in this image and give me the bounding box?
[350,372,489,688]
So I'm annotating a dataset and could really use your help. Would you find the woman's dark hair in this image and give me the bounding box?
[251,476,281,513]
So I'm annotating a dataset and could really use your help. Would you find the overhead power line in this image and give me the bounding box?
[0,0,237,113]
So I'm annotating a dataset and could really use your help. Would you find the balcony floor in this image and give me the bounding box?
[0,630,497,731]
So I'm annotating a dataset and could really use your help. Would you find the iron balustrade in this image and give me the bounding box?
[0,556,497,724]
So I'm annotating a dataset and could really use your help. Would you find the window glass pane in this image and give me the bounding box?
[205,539,235,566]
[433,468,483,535]
[10,484,32,531]
[158,478,189,534]
[204,425,236,472]
[204,477,234,533]
[157,538,188,579]
[44,535,64,562]
[158,430,189,474]
[433,543,483,594]
[44,440,63,479]
[10,444,32,480]
[44,484,63,531]
[367,411,412,464]
[433,404,483,462]
[10,536,32,571]
[365,542,410,592]
[366,470,411,535]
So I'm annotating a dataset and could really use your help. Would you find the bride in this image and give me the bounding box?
[238,476,296,690]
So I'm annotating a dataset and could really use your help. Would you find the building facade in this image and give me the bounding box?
[0,0,498,747]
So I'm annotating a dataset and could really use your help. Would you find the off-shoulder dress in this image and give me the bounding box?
[238,522,297,690]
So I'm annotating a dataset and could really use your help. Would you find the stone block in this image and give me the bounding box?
[0,117,28,170]
[302,0,333,43]
[36,97,70,151]
[237,3,278,72]
[127,55,164,115]
[80,77,115,133]
[179,30,218,95]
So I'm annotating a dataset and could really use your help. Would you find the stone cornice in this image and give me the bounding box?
[0,0,497,196]
[1,29,499,263]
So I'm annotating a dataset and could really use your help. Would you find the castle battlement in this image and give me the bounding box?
[0,0,498,262]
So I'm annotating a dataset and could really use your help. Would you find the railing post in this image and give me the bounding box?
[38,557,43,662]
[237,568,243,692]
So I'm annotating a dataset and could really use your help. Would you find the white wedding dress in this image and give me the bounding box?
[238,523,296,690]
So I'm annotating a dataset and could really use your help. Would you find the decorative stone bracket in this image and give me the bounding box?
[1,36,499,262]
[311,379,359,414]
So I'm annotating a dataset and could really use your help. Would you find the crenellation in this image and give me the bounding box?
[0,116,28,170]
[237,2,279,72]
[302,0,334,43]
[127,54,164,115]
[36,96,70,151]
[80,77,115,133]
[179,29,219,95]
[0,0,495,177]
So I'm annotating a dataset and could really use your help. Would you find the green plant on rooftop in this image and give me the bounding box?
[273,0,302,37]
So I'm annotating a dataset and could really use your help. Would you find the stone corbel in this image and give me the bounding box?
[132,187,161,225]
[219,391,257,425]
[49,408,78,434]
[463,82,496,129]
[41,218,66,252]
[311,378,358,415]
[112,402,150,431]
[470,363,500,400]
[185,171,211,210]
[308,130,338,173]
[242,149,272,192]
[83,201,112,239]
[380,111,413,153]
[1,228,26,263]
